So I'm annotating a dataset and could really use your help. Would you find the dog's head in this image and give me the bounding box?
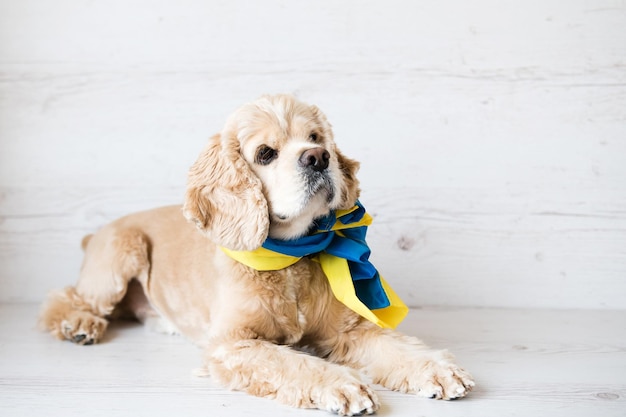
[183,94,360,250]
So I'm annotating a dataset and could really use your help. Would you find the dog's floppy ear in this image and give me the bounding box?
[336,148,361,209]
[183,133,269,251]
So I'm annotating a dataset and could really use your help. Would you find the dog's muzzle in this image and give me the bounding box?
[299,148,335,202]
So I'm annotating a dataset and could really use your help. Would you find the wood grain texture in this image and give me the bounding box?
[1,304,624,417]
[1,0,625,308]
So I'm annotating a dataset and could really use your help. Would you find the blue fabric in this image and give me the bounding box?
[261,201,390,310]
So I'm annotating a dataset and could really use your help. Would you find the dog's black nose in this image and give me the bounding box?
[299,148,330,172]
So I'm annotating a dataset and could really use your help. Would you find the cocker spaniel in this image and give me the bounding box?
[40,94,474,415]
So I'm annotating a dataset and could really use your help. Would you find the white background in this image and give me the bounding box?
[1,0,625,309]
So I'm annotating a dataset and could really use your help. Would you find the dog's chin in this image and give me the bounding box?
[268,186,336,241]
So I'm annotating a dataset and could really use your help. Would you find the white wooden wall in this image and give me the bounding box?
[1,0,625,309]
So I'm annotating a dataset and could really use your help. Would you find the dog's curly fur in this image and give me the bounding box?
[39,94,474,415]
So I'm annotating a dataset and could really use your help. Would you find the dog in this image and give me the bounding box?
[40,94,474,415]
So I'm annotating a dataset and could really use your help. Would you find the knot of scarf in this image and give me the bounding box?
[220,201,408,329]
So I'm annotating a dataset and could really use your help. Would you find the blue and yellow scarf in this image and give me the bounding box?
[221,202,408,329]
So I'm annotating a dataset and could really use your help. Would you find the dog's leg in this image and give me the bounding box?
[205,336,379,416]
[329,322,475,400]
[39,227,150,345]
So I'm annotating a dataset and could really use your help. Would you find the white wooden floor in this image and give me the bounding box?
[0,304,624,417]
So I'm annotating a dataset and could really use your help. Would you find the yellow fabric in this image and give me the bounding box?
[221,246,301,270]
[317,253,408,328]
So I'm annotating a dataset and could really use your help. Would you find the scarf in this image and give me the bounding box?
[221,202,408,329]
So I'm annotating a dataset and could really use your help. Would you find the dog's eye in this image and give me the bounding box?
[255,145,278,165]
[309,133,319,142]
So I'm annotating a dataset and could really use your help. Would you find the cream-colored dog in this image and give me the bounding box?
[40,94,474,415]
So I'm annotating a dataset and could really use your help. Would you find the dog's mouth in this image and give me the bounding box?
[304,170,335,204]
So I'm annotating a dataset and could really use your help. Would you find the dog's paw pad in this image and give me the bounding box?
[321,382,379,416]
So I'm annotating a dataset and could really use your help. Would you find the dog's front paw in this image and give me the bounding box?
[413,351,475,400]
[380,349,474,400]
[60,311,107,345]
[318,381,379,416]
